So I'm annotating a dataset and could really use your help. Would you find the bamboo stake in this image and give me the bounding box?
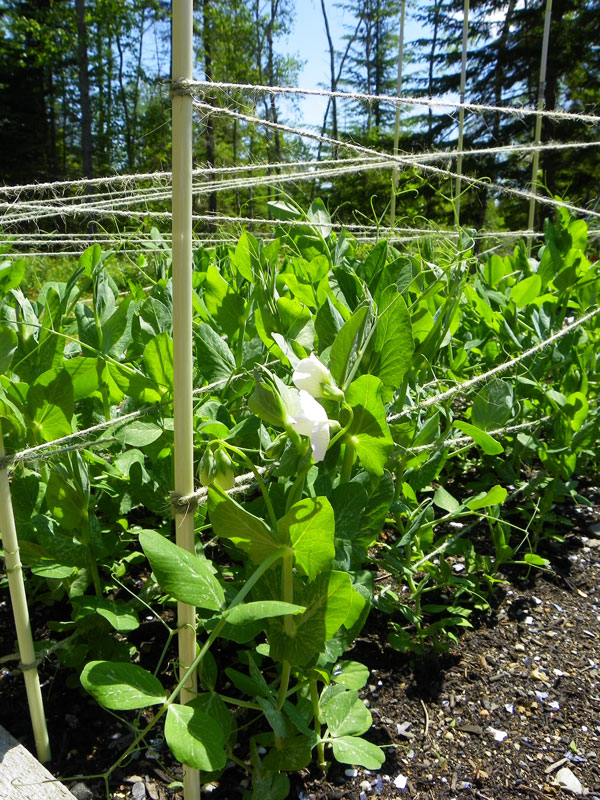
[172,2,200,799]
[455,0,469,223]
[0,421,51,763]
[527,0,553,253]
[389,0,406,228]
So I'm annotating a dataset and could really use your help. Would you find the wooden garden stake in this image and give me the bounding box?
[172,2,200,799]
[455,0,469,223]
[527,0,552,252]
[0,421,51,763]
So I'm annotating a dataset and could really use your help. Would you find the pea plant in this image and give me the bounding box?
[0,201,599,797]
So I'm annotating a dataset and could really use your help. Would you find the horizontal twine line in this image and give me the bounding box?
[188,79,600,126]
[193,101,600,223]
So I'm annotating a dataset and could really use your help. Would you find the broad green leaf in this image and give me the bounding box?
[471,379,513,431]
[329,305,369,388]
[315,297,345,351]
[165,703,227,770]
[192,692,233,742]
[226,601,306,625]
[208,486,283,564]
[28,370,74,442]
[231,230,259,282]
[509,274,541,308]
[466,484,507,510]
[45,472,87,531]
[73,597,139,632]
[307,197,332,238]
[324,690,372,737]
[116,420,164,447]
[0,326,17,374]
[195,323,236,382]
[63,357,100,401]
[453,421,504,455]
[0,258,25,296]
[268,571,353,666]
[257,697,288,739]
[263,734,315,772]
[143,332,174,395]
[433,486,460,513]
[346,375,394,476]
[80,661,166,710]
[331,736,385,769]
[331,661,370,690]
[365,285,414,401]
[139,530,224,610]
[277,497,335,580]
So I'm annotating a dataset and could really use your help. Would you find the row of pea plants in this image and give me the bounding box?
[0,200,598,797]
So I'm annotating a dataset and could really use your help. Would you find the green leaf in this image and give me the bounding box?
[0,326,18,374]
[315,297,345,351]
[231,230,260,282]
[453,421,504,455]
[433,486,461,513]
[277,497,335,580]
[331,661,370,690]
[331,736,385,769]
[523,553,550,567]
[329,305,369,388]
[365,285,414,401]
[45,472,87,531]
[268,571,353,666]
[73,597,139,632]
[509,274,541,308]
[466,484,507,510]
[226,601,306,625]
[165,703,227,770]
[471,379,513,431]
[80,661,166,710]
[263,734,315,772]
[139,530,224,610]
[208,486,283,564]
[195,323,236,382]
[116,420,164,447]
[324,690,372,737]
[143,332,174,396]
[63,357,100,401]
[346,375,394,476]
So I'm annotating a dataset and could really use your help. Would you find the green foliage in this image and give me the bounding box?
[1,209,599,796]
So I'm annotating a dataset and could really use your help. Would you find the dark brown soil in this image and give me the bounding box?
[2,506,600,800]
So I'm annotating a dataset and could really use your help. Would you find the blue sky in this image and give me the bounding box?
[285,0,425,128]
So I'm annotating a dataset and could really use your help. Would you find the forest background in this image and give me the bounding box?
[0,0,599,234]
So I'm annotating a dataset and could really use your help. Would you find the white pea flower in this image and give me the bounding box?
[287,389,330,463]
[292,353,344,400]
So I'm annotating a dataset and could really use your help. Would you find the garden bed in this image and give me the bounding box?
[1,496,599,800]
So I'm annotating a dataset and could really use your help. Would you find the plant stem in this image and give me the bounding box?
[107,547,287,778]
[277,547,294,711]
[340,438,356,483]
[221,441,278,529]
[310,678,326,770]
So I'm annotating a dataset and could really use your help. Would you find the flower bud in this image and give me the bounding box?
[214,448,235,491]
[198,448,216,486]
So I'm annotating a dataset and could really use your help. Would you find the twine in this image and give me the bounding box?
[189,79,600,126]
[193,101,600,223]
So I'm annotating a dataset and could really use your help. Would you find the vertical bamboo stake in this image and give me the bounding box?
[389,0,406,228]
[0,422,51,763]
[527,0,552,253]
[455,0,469,223]
[172,2,200,800]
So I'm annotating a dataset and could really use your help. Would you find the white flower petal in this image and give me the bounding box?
[287,389,330,462]
[292,353,333,398]
[310,419,330,463]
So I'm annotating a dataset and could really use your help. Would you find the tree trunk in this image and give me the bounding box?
[76,0,93,180]
[203,0,217,217]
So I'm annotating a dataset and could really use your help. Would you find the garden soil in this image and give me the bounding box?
[1,501,599,800]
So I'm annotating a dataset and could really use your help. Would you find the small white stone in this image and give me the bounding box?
[554,767,584,795]
[345,768,358,778]
[394,774,408,789]
[505,703,514,714]
[359,780,371,791]
[487,726,508,742]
